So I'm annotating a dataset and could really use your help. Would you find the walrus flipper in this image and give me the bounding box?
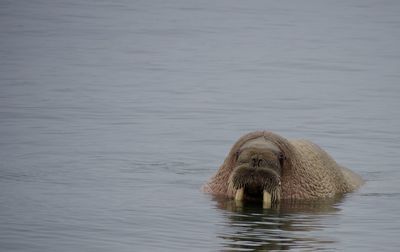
[339,166,364,191]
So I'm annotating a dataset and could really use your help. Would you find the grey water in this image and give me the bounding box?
[1,0,400,251]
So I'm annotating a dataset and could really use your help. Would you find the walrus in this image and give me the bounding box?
[204,131,363,208]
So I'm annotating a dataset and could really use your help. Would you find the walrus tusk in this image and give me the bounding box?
[263,191,272,209]
[235,188,244,201]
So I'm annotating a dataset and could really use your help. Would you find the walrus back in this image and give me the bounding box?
[287,139,362,199]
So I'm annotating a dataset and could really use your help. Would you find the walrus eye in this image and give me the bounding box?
[278,152,285,167]
[235,151,240,162]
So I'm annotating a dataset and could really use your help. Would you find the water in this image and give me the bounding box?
[1,0,400,251]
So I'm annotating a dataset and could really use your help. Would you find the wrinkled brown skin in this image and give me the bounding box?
[203,131,363,201]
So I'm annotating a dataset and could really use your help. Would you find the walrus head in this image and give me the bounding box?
[228,136,285,207]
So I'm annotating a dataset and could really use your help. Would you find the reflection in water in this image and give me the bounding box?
[212,196,343,251]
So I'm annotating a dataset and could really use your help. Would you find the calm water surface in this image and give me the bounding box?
[1,0,400,251]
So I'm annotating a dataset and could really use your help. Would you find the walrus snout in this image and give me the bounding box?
[229,164,282,206]
[230,165,281,189]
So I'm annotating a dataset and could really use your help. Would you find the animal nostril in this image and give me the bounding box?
[258,159,263,167]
